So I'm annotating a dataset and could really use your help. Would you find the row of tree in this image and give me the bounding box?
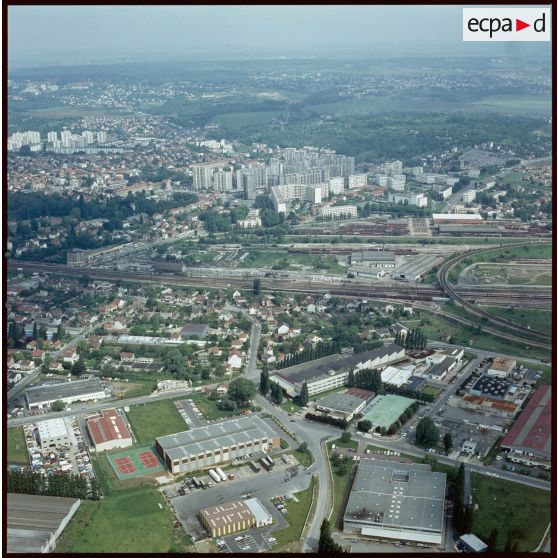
[275,340,341,370]
[394,328,428,350]
[7,470,100,500]
[305,412,348,430]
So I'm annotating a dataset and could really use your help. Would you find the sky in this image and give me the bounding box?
[8,5,551,66]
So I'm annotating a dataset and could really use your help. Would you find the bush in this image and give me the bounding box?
[357,419,372,433]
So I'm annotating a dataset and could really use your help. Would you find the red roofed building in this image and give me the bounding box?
[87,409,133,452]
[501,385,551,469]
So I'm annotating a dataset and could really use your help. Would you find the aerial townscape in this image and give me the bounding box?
[5,5,552,556]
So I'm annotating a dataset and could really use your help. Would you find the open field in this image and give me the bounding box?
[483,307,551,334]
[109,380,154,399]
[186,393,240,420]
[7,426,28,465]
[470,473,551,552]
[415,308,551,361]
[126,400,187,446]
[238,250,345,274]
[55,486,192,553]
[214,110,284,128]
[272,477,315,551]
[460,262,551,287]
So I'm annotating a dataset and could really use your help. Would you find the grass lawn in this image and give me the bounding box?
[329,437,358,450]
[126,400,187,446]
[273,477,316,551]
[186,393,239,420]
[55,486,192,553]
[287,446,314,468]
[421,386,443,398]
[7,426,28,465]
[280,399,302,414]
[470,473,551,551]
[483,307,551,334]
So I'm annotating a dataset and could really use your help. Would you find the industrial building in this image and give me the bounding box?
[469,375,512,400]
[318,204,358,219]
[457,534,488,553]
[315,389,373,421]
[392,255,444,283]
[37,418,73,450]
[7,493,81,553]
[181,323,209,339]
[381,365,415,387]
[432,213,483,225]
[350,251,396,269]
[199,498,272,538]
[155,416,279,474]
[87,408,133,452]
[486,357,516,379]
[501,385,551,468]
[343,460,446,547]
[424,356,457,381]
[270,344,406,397]
[26,378,108,411]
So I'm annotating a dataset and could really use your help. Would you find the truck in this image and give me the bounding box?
[192,477,202,489]
[216,467,227,482]
[249,460,261,473]
[208,469,221,483]
[264,455,274,468]
[260,457,272,471]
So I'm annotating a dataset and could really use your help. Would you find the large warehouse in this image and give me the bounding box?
[155,416,279,474]
[315,389,373,422]
[200,498,272,538]
[26,378,108,410]
[501,385,551,468]
[343,460,446,547]
[7,493,81,553]
[270,344,405,397]
[87,408,133,452]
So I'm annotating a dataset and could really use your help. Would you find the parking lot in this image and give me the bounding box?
[169,462,309,545]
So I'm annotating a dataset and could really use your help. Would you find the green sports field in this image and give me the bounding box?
[106,446,165,481]
[362,395,414,429]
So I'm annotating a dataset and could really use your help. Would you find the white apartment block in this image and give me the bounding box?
[318,205,358,218]
[389,192,428,208]
[374,174,389,187]
[329,176,345,195]
[462,190,477,203]
[387,175,406,191]
[348,174,367,189]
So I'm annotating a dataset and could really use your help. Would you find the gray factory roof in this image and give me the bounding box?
[181,323,209,337]
[344,460,446,534]
[317,391,369,414]
[26,378,105,404]
[427,357,456,378]
[352,251,396,262]
[7,493,80,553]
[273,344,404,387]
[393,254,444,279]
[156,416,276,461]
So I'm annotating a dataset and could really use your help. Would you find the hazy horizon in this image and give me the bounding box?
[9,5,551,68]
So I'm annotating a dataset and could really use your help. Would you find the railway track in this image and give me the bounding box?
[9,260,550,308]
[437,241,552,342]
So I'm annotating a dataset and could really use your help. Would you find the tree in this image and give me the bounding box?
[71,359,86,377]
[357,419,372,433]
[270,383,283,405]
[443,432,453,454]
[89,477,101,500]
[56,324,66,341]
[51,400,66,412]
[253,278,261,295]
[415,417,439,448]
[340,431,351,444]
[259,369,270,396]
[488,529,499,552]
[227,377,256,407]
[347,369,355,388]
[299,381,309,406]
[318,519,345,553]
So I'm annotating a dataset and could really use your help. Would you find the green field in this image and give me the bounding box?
[361,394,414,429]
[483,307,551,334]
[186,393,240,420]
[286,446,314,468]
[126,400,186,446]
[273,477,315,551]
[470,473,551,551]
[326,439,357,528]
[415,307,551,361]
[421,386,443,398]
[280,399,303,414]
[55,486,191,553]
[214,110,283,128]
[472,94,551,113]
[7,427,28,465]
[238,250,345,274]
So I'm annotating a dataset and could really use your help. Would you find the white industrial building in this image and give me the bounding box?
[318,205,358,219]
[381,365,414,387]
[26,378,108,411]
[37,419,73,450]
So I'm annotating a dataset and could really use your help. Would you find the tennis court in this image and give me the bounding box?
[107,446,165,480]
[362,394,414,429]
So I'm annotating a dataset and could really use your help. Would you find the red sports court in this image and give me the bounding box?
[114,456,137,475]
[138,450,161,469]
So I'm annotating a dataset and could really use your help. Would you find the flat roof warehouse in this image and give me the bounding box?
[25,378,106,404]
